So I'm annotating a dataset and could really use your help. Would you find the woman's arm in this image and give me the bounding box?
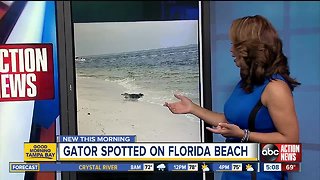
[190,102,228,127]
[249,80,299,143]
[164,94,228,127]
[207,80,299,143]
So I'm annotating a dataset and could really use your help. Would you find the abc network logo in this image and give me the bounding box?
[261,144,279,162]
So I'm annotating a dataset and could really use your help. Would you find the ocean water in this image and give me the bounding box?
[76,44,200,110]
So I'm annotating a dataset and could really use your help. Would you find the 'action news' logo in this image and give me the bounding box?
[261,144,279,162]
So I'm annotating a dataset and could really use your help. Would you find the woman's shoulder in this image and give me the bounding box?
[261,75,293,105]
[261,74,292,105]
[260,74,288,89]
[266,79,291,94]
[265,74,291,91]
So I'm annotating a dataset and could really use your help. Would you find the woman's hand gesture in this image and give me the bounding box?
[206,123,244,138]
[164,94,194,114]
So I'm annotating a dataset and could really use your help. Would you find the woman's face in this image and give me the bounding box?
[230,43,240,68]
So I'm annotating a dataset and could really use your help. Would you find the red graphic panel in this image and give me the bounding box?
[0,44,54,101]
[0,2,10,20]
[260,143,302,163]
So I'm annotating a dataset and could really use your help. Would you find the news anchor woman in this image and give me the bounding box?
[164,15,299,180]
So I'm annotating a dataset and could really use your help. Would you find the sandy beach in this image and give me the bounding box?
[76,77,201,142]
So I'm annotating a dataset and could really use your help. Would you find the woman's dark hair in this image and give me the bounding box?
[229,15,300,93]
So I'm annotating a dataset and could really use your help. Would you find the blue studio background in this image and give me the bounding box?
[210,1,320,180]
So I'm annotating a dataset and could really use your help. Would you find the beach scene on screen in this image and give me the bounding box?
[74,20,201,142]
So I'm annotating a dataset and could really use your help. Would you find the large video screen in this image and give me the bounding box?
[73,1,202,142]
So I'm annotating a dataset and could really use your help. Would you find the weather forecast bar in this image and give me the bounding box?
[10,162,301,173]
[9,162,266,173]
[9,163,153,172]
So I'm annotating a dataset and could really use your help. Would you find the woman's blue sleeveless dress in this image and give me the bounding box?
[222,74,288,180]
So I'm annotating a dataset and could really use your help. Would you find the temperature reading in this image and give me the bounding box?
[189,165,196,170]
[231,163,242,171]
[143,163,154,171]
[187,163,198,171]
[281,163,300,172]
[286,164,295,170]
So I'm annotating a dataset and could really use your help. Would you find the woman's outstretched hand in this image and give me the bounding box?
[164,94,194,114]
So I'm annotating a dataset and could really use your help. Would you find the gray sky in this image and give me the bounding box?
[73,20,198,56]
